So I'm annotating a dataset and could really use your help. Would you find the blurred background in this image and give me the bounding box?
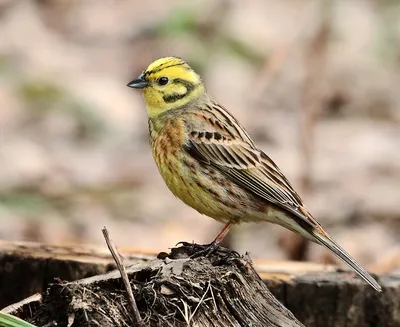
[0,0,399,273]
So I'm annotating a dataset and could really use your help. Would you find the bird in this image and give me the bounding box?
[127,56,382,292]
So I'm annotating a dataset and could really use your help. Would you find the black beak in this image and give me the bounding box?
[127,73,148,89]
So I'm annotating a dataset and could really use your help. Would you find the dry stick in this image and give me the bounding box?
[102,227,143,326]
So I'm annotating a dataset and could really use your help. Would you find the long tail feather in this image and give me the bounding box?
[311,230,382,292]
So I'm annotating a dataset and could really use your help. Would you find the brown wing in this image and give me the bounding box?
[185,101,321,229]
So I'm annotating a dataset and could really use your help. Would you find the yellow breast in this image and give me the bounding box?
[150,118,231,221]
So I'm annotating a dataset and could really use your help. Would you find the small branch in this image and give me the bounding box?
[101,227,143,326]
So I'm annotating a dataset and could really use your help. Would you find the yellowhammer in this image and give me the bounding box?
[127,57,381,292]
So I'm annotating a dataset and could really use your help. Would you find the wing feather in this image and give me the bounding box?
[185,103,319,227]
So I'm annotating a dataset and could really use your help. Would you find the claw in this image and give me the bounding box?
[190,241,219,259]
[175,241,194,247]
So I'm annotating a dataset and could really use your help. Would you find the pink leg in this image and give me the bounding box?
[190,223,233,258]
[213,223,232,245]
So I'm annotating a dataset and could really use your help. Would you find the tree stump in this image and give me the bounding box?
[25,244,304,327]
[1,241,399,327]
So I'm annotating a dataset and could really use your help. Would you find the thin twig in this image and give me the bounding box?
[189,282,211,322]
[102,227,143,326]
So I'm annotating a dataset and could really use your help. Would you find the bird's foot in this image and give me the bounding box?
[189,241,219,259]
[174,241,219,258]
[175,241,194,247]
[173,241,239,260]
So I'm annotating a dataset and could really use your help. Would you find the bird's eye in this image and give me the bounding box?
[158,77,169,86]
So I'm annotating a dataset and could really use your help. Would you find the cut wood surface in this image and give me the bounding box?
[0,241,399,327]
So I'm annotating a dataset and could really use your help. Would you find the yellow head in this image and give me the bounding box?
[127,57,205,118]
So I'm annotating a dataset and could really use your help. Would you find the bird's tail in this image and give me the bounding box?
[311,230,382,292]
